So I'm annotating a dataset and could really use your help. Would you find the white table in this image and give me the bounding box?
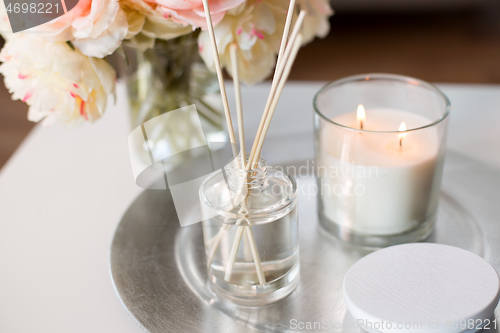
[1,82,499,333]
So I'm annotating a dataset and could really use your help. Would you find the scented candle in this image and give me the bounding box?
[314,74,450,247]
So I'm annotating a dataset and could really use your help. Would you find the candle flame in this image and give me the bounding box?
[357,104,365,129]
[399,122,407,147]
[357,104,366,121]
[399,122,407,134]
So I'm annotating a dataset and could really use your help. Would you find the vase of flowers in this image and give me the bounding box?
[0,0,333,126]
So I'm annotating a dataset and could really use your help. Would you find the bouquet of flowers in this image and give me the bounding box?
[0,0,333,126]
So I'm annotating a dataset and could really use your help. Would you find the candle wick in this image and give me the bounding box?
[360,120,363,130]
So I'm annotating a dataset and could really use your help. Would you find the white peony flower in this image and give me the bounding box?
[198,0,333,85]
[298,0,334,45]
[24,0,129,58]
[0,36,115,126]
[123,5,146,40]
[198,0,287,85]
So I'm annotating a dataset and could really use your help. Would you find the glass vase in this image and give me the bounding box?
[199,156,300,306]
[123,33,226,171]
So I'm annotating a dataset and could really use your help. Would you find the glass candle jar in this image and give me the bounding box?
[199,156,299,306]
[314,74,450,248]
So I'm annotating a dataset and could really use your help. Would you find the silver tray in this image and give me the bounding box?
[110,151,500,333]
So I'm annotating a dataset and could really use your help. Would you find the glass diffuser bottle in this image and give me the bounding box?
[199,156,299,306]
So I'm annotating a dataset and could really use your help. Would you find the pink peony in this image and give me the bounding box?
[30,0,129,58]
[155,0,245,29]
[198,0,333,84]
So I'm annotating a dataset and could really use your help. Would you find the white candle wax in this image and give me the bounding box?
[318,108,443,235]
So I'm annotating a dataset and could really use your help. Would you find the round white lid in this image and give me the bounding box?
[343,243,500,333]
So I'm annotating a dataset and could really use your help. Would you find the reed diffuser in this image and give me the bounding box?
[198,0,305,306]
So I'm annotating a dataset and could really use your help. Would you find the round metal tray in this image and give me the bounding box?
[110,151,500,333]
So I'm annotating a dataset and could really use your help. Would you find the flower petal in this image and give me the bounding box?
[72,6,128,57]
